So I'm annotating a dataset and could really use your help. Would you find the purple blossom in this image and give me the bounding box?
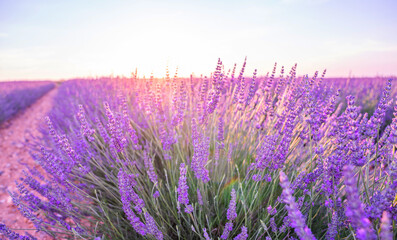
[203,228,211,240]
[217,116,225,148]
[191,132,210,183]
[267,205,277,215]
[246,69,258,106]
[270,217,277,233]
[197,189,203,205]
[76,105,95,142]
[221,222,233,239]
[104,102,127,152]
[184,204,194,213]
[343,165,376,240]
[234,226,248,240]
[326,211,338,240]
[143,145,158,184]
[279,171,316,240]
[144,212,163,240]
[0,223,37,240]
[227,189,237,221]
[117,169,146,236]
[153,191,160,198]
[177,163,190,206]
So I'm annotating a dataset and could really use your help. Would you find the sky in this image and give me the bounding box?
[0,0,396,80]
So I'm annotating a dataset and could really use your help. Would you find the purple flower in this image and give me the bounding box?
[221,222,233,239]
[197,189,203,206]
[0,223,38,240]
[104,102,127,152]
[203,228,211,240]
[279,171,316,240]
[234,226,248,240]
[389,102,397,144]
[326,211,338,240]
[117,169,146,236]
[153,191,160,198]
[177,163,190,207]
[191,132,210,183]
[76,104,95,142]
[143,145,158,184]
[184,204,194,213]
[267,205,277,215]
[217,116,225,148]
[144,212,163,240]
[270,217,277,233]
[227,189,237,221]
[343,165,376,240]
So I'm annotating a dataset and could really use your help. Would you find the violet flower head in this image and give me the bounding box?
[104,102,127,152]
[227,188,238,221]
[197,189,203,206]
[177,163,190,206]
[279,171,316,240]
[270,217,277,233]
[203,228,211,240]
[234,226,248,240]
[117,169,146,236]
[153,191,160,198]
[326,211,338,240]
[217,116,225,148]
[246,69,257,105]
[221,222,233,240]
[0,223,38,240]
[389,102,397,144]
[191,134,210,183]
[0,223,39,240]
[76,104,95,142]
[184,204,194,213]
[267,205,277,215]
[144,212,163,240]
[343,165,376,240]
[143,145,158,184]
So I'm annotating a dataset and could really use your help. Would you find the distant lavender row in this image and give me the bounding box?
[0,81,55,124]
[4,60,396,240]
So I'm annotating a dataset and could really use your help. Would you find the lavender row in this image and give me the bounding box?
[0,81,55,124]
[5,60,397,239]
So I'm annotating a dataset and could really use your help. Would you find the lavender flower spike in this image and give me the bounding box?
[0,223,37,240]
[117,169,146,236]
[234,226,248,240]
[203,228,212,240]
[227,188,237,221]
[144,212,163,240]
[221,222,233,240]
[279,171,316,240]
[197,189,203,206]
[343,165,376,240]
[177,163,190,210]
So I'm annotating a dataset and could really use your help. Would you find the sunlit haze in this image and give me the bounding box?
[0,0,396,80]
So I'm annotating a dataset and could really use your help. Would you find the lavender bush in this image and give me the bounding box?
[3,60,397,239]
[0,81,55,124]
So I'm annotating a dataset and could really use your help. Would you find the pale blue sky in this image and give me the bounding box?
[0,0,396,80]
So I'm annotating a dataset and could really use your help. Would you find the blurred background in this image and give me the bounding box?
[0,0,396,80]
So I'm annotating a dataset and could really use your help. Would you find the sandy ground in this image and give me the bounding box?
[0,88,57,239]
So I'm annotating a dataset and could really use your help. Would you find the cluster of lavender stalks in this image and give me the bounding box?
[1,59,396,240]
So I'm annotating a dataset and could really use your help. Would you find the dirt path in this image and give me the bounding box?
[0,88,58,239]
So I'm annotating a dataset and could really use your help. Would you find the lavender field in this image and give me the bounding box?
[1,59,396,240]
